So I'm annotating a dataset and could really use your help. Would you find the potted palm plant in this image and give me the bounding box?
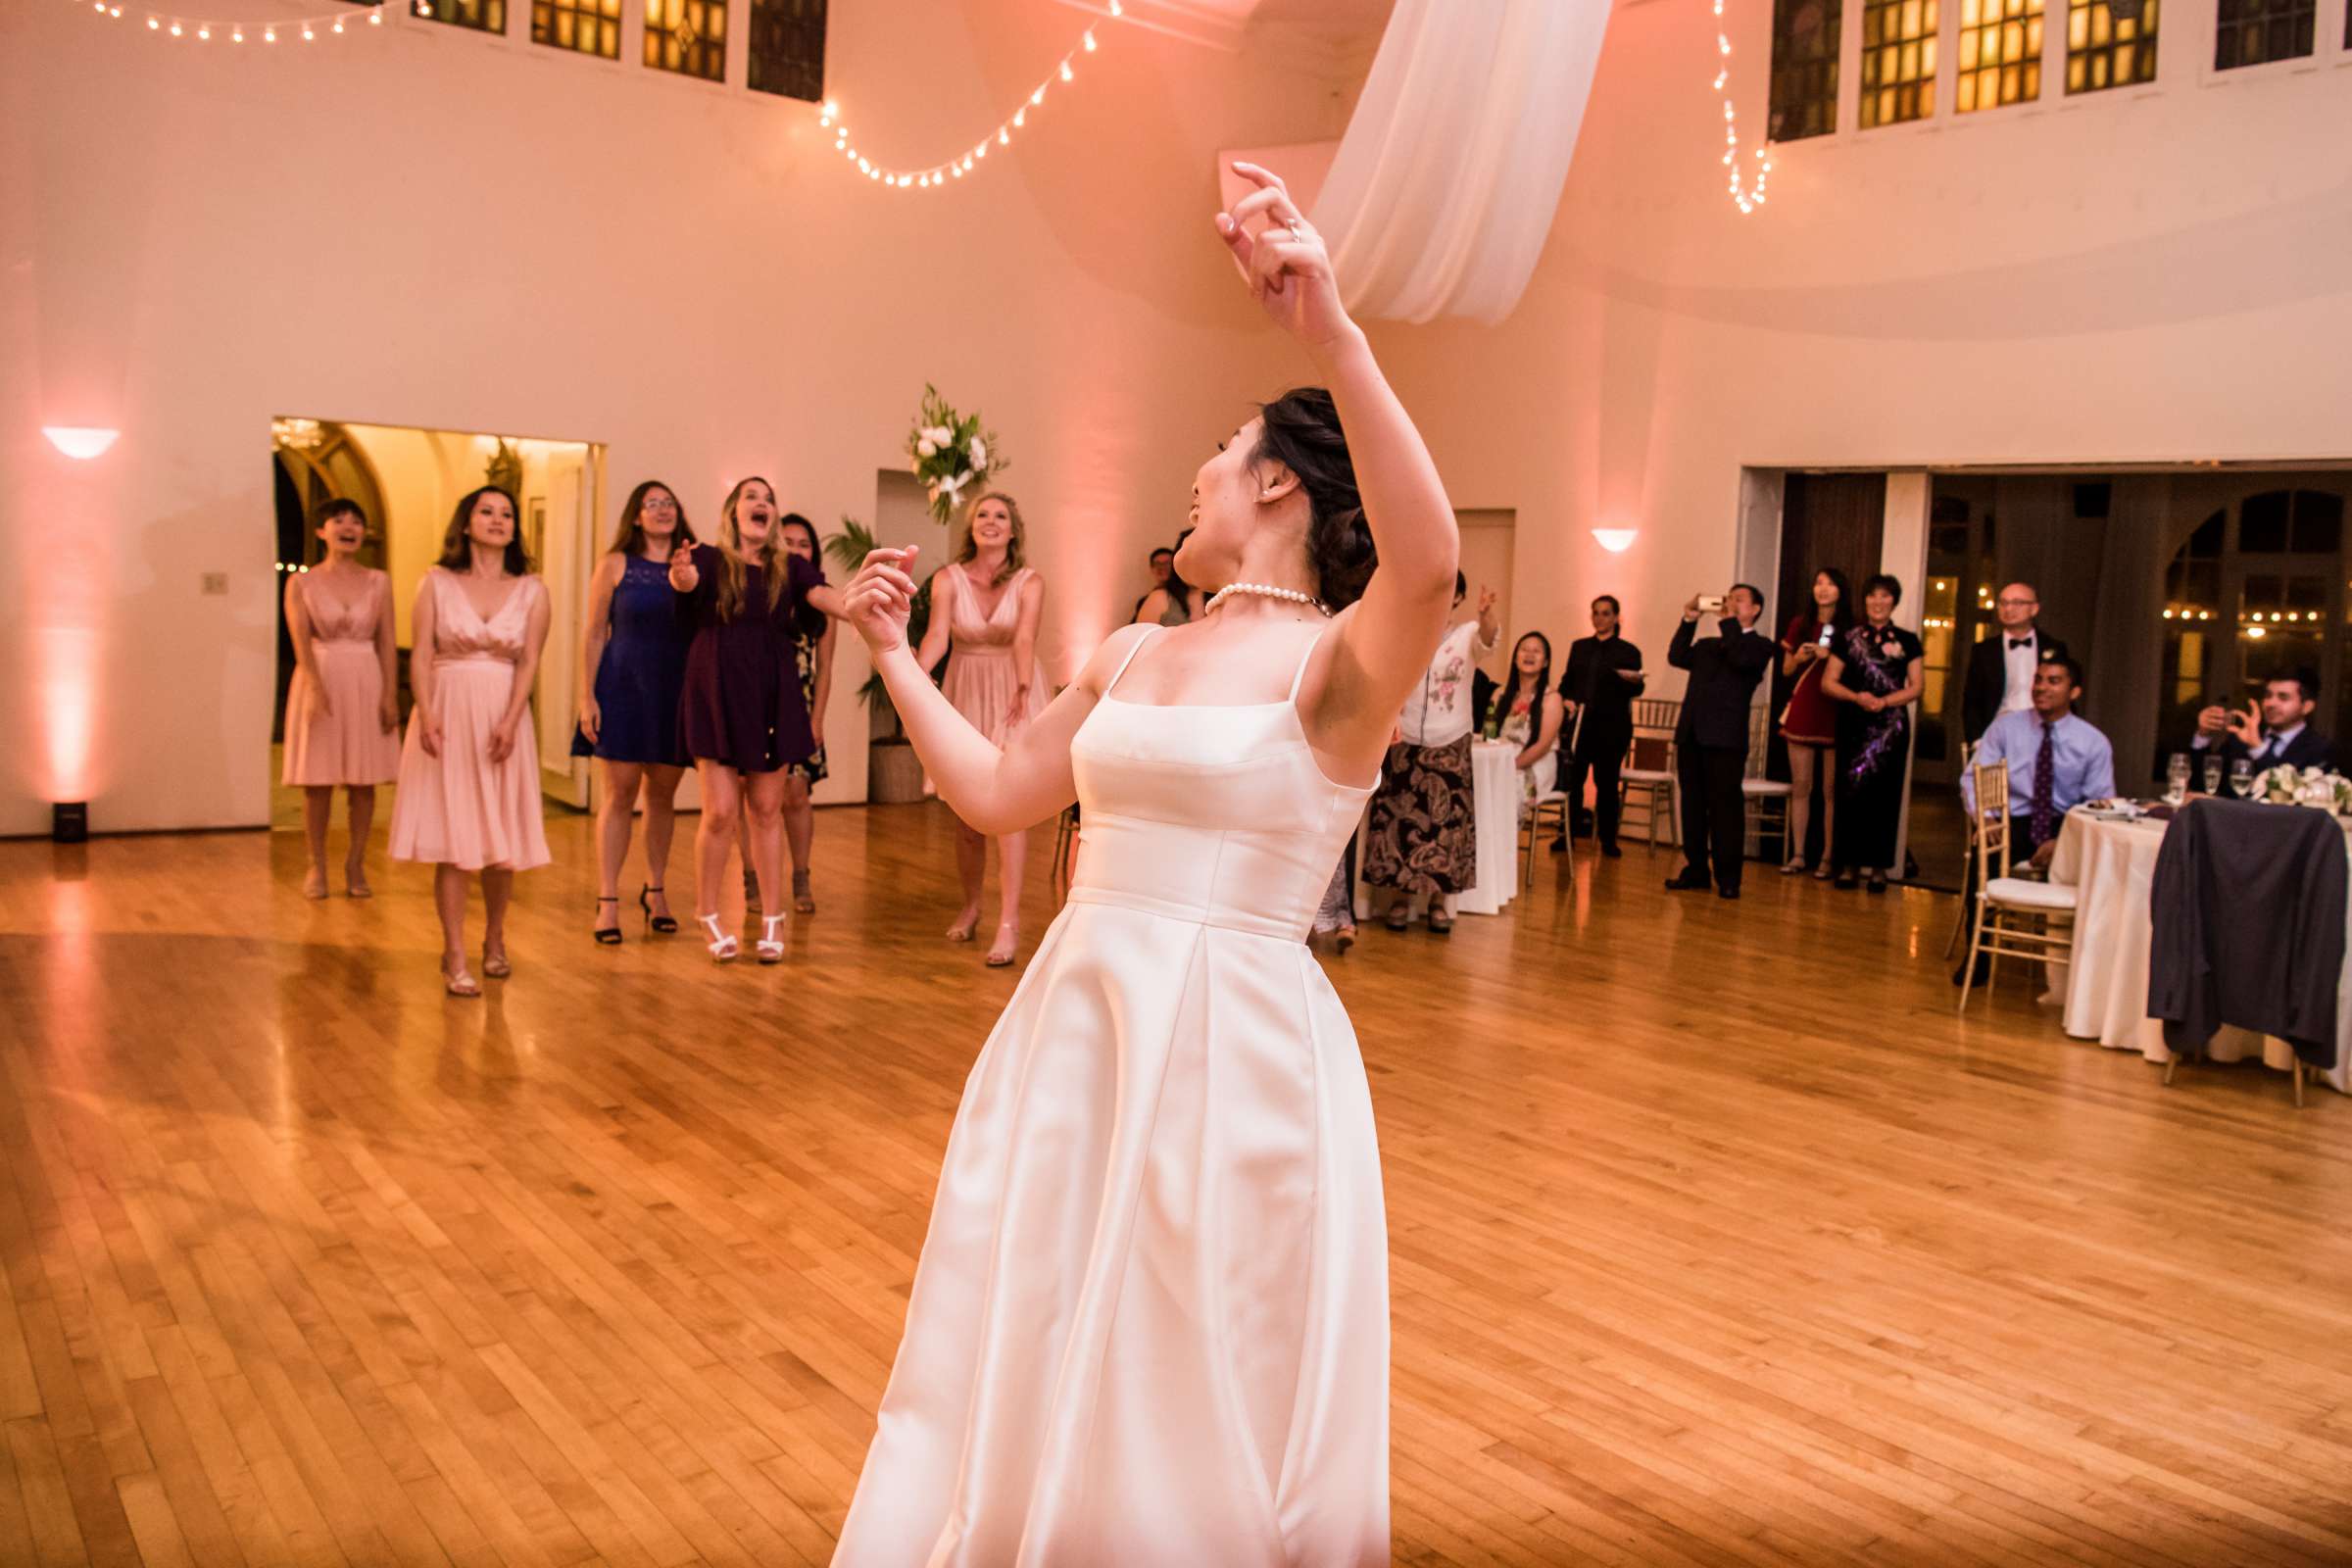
[826,515,937,804]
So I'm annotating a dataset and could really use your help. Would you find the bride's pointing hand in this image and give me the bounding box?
[1215,162,1354,354]
[844,546,921,657]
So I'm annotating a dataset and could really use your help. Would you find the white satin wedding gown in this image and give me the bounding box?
[833,627,1390,1566]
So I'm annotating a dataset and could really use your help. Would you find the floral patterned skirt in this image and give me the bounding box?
[1364,734,1477,897]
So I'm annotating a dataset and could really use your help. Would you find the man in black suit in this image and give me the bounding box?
[1963,580,2069,745]
[1665,583,1775,899]
[1552,594,1645,858]
[2191,671,2335,778]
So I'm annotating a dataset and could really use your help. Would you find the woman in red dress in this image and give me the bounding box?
[1777,566,1848,877]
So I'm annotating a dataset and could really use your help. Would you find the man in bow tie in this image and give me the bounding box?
[1963,581,2069,745]
[2191,672,2335,780]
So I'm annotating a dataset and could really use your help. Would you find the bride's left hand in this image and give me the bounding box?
[1214,162,1353,354]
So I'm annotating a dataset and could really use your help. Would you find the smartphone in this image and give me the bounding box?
[1696,595,1725,613]
[1817,625,1835,648]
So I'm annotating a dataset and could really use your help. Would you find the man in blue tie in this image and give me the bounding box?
[1955,655,2114,983]
[2190,671,2335,781]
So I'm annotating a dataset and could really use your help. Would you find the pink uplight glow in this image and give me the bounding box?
[36,628,99,799]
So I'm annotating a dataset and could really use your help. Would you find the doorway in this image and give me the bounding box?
[269,417,605,830]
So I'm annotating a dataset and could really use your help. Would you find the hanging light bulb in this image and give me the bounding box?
[1083,28,1097,50]
[1058,59,1073,81]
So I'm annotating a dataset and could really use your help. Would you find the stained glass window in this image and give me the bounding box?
[647,0,725,81]
[1769,0,1842,141]
[1957,0,2042,110]
[2066,0,2157,93]
[1861,0,1938,127]
[534,0,619,57]
[750,0,825,101]
[2214,0,2313,69]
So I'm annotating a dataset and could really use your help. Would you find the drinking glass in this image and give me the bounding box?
[2165,753,2190,806]
[2202,756,2223,797]
[2230,758,2253,799]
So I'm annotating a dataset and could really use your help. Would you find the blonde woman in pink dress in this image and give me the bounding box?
[912,491,1049,967]
[829,163,1456,1566]
[282,498,401,899]
[389,485,553,996]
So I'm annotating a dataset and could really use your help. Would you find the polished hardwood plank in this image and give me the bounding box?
[1,806,2349,1566]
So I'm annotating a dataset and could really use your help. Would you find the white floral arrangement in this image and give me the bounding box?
[906,384,1005,526]
[2250,763,2352,813]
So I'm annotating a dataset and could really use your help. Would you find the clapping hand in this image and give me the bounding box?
[1214,163,1352,353]
[667,541,700,592]
[841,546,921,657]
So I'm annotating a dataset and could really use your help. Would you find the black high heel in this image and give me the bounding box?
[640,884,678,934]
[593,896,623,946]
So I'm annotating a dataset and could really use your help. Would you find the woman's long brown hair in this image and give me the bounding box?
[714,476,788,622]
[606,479,696,559]
[953,491,1027,588]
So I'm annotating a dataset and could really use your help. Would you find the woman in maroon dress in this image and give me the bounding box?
[1777,566,1848,877]
[668,476,844,963]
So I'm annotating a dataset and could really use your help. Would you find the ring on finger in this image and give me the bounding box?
[1284,219,1309,243]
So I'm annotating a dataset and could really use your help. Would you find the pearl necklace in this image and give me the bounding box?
[1204,581,1329,616]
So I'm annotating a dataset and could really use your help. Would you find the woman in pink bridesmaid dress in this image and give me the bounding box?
[281,498,401,899]
[829,164,1458,1566]
[912,491,1050,966]
[388,485,553,996]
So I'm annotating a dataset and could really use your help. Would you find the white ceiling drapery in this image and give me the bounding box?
[1309,0,1611,325]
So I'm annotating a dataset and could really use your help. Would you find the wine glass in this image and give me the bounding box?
[2230,758,2253,799]
[2165,752,2190,807]
[2202,755,2223,797]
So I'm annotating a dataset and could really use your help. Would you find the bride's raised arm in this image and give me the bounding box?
[1214,164,1459,772]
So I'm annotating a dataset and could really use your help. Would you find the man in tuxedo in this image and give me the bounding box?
[1953,654,2115,983]
[1552,594,1645,858]
[1664,584,1775,899]
[1963,581,2069,745]
[2191,672,2335,777]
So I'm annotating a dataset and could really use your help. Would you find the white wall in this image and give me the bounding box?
[0,0,1353,833]
[1364,0,2352,692]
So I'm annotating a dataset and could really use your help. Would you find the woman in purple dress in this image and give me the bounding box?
[668,477,845,962]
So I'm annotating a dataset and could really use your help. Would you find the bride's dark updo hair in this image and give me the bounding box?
[1252,387,1375,611]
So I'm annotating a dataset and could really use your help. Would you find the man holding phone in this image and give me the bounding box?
[1553,594,1644,857]
[1666,584,1775,899]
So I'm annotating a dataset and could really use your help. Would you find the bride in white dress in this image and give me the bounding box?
[830,163,1459,1566]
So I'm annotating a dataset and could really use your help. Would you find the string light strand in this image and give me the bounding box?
[69,0,387,44]
[823,1,1124,191]
[1711,0,1771,214]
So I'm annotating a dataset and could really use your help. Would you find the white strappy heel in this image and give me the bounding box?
[698,912,740,963]
[756,912,787,963]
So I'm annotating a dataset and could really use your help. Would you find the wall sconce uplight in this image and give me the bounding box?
[1591,528,1638,554]
[42,426,120,460]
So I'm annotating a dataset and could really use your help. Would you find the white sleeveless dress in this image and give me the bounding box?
[833,628,1390,1567]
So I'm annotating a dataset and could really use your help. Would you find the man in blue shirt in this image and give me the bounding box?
[1962,654,2116,869]
[1955,655,2114,984]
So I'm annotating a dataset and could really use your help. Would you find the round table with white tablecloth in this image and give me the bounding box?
[2044,805,2351,1094]
[1453,740,1523,916]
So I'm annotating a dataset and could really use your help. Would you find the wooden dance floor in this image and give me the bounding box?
[1,806,2348,1566]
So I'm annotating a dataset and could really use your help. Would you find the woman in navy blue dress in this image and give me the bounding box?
[669,476,844,963]
[573,480,695,943]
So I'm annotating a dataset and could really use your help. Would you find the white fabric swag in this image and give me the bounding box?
[1310,0,1611,325]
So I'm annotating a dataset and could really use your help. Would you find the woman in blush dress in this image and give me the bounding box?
[911,490,1050,967]
[828,162,1456,1566]
[388,486,553,995]
[573,479,695,943]
[281,498,401,899]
